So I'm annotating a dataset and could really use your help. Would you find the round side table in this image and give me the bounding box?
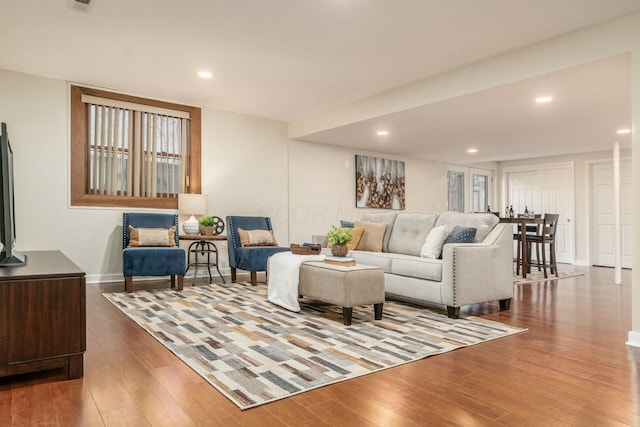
[179,235,226,285]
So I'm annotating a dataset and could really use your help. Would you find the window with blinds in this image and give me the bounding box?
[70,85,201,209]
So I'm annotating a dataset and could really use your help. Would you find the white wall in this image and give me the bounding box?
[200,107,289,253]
[288,140,447,243]
[0,69,126,282]
[0,68,289,283]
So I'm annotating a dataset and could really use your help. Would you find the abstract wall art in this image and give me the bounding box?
[355,155,405,209]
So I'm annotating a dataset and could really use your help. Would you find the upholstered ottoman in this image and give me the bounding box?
[298,261,385,325]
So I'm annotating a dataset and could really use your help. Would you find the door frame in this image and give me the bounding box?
[585,157,632,267]
[501,161,575,264]
[447,164,495,213]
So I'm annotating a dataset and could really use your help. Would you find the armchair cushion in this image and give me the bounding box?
[127,225,177,247]
[238,228,278,246]
[233,246,291,272]
[123,247,186,277]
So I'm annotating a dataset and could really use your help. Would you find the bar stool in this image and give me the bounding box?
[527,213,560,278]
[513,214,541,275]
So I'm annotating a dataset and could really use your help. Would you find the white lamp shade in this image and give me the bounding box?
[178,193,208,216]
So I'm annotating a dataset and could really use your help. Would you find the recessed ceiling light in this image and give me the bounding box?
[467,148,478,154]
[197,71,213,78]
[617,128,631,134]
[535,96,553,103]
[377,130,388,136]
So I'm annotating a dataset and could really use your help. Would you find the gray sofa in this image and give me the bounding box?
[316,211,513,318]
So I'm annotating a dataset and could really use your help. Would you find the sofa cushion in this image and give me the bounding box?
[360,212,399,252]
[445,226,477,244]
[354,221,386,252]
[439,226,477,259]
[390,253,443,282]
[420,224,449,259]
[387,212,438,256]
[349,250,394,272]
[435,211,498,242]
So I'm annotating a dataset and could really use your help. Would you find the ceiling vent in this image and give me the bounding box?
[75,0,91,4]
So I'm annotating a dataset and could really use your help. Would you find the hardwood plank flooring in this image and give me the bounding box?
[0,267,639,426]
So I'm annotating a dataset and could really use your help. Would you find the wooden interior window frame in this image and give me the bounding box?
[70,85,201,209]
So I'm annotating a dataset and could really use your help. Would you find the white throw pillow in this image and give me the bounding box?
[420,225,449,259]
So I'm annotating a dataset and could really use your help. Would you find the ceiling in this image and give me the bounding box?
[0,0,638,162]
[299,54,632,164]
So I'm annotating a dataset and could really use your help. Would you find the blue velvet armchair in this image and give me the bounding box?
[122,212,186,292]
[226,216,290,286]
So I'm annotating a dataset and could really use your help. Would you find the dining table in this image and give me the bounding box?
[499,216,544,278]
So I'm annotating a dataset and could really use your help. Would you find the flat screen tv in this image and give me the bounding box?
[0,122,26,267]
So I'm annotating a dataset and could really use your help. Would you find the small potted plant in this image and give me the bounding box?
[198,216,215,235]
[326,226,353,257]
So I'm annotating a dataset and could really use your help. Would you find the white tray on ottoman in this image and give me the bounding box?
[299,261,385,325]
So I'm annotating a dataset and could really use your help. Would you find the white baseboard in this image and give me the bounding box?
[86,273,123,284]
[572,259,588,266]
[626,331,640,347]
[86,268,232,285]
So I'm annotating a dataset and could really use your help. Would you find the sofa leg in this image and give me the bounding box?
[231,268,237,283]
[124,276,133,293]
[170,275,176,289]
[176,275,184,291]
[447,306,460,319]
[499,298,512,311]
[250,271,257,286]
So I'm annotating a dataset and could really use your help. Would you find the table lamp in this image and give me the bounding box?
[178,193,208,235]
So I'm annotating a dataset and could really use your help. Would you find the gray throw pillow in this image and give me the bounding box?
[439,226,477,259]
[340,220,355,228]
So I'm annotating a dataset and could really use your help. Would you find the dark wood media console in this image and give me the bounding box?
[0,251,86,380]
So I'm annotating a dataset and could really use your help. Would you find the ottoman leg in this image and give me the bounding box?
[342,307,353,326]
[374,303,383,320]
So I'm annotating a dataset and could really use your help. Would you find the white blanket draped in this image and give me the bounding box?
[267,252,324,312]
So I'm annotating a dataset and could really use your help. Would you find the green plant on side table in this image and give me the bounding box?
[327,226,352,257]
[198,216,215,236]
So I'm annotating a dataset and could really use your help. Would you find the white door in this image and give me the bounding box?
[506,165,574,263]
[591,161,632,268]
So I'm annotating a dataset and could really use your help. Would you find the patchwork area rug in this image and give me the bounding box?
[513,270,583,285]
[104,284,525,410]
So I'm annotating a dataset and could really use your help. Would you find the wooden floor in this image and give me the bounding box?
[1,267,638,426]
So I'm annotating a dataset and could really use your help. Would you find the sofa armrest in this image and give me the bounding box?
[440,223,513,307]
